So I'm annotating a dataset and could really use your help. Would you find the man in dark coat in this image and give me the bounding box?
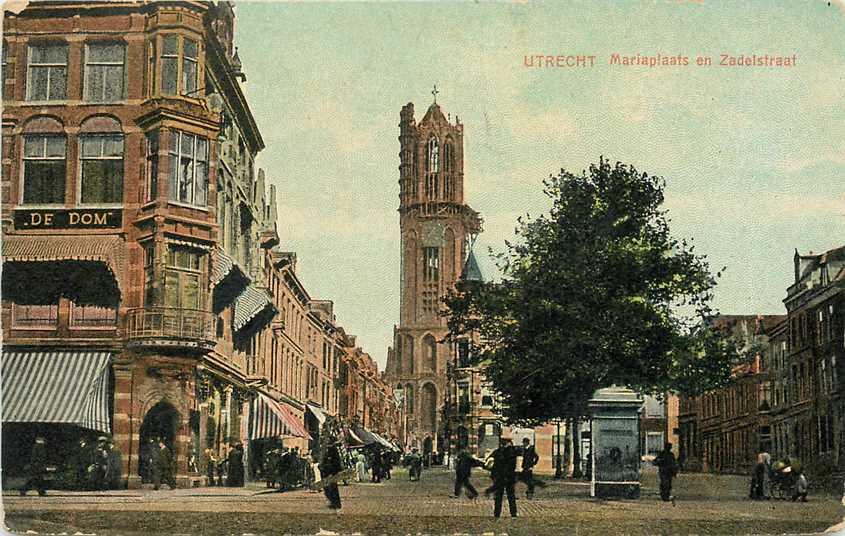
[227,443,244,487]
[276,447,291,491]
[653,442,678,502]
[106,441,123,490]
[217,444,229,487]
[406,448,423,481]
[152,439,176,490]
[93,436,110,490]
[371,448,383,483]
[20,436,49,496]
[520,437,546,499]
[486,437,519,518]
[451,448,483,499]
[319,440,343,509]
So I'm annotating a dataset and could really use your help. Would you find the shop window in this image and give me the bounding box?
[11,303,58,328]
[84,42,125,102]
[168,130,208,207]
[27,43,67,101]
[165,246,204,310]
[80,134,124,204]
[22,135,66,204]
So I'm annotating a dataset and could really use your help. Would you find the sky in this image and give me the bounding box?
[233,0,845,369]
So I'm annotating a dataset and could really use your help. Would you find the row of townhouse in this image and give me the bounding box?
[0,0,400,489]
[679,246,844,486]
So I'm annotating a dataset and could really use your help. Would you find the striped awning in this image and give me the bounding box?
[372,432,397,450]
[211,247,249,288]
[233,285,276,332]
[2,234,126,292]
[1,350,112,433]
[249,393,311,440]
[306,403,328,425]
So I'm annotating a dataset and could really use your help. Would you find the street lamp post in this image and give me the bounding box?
[554,419,563,478]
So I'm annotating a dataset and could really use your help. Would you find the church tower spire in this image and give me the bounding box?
[389,97,482,450]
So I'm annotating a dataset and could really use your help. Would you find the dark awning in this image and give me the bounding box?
[2,234,126,293]
[233,285,276,332]
[1,350,112,433]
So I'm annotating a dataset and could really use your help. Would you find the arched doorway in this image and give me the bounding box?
[138,400,180,482]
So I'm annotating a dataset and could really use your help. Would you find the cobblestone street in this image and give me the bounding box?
[3,467,842,536]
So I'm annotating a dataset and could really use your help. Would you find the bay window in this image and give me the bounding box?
[168,130,208,207]
[23,135,66,204]
[80,134,124,204]
[165,246,204,310]
[160,34,199,97]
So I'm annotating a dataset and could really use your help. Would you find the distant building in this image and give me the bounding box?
[677,315,784,473]
[679,245,843,486]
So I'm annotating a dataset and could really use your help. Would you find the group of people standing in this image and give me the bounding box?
[262,445,315,491]
[750,453,809,502]
[202,443,245,487]
[354,446,396,483]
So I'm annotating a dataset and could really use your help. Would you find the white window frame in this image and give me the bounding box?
[83,42,126,103]
[21,134,66,206]
[26,43,68,102]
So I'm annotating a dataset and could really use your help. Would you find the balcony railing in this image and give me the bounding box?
[125,307,215,350]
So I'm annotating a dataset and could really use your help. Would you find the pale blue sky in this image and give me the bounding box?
[234,1,845,368]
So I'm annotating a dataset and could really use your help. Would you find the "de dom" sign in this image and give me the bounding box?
[14,208,123,230]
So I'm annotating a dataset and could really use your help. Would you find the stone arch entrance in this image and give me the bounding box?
[138,400,180,481]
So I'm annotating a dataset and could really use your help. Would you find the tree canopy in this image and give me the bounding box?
[445,159,740,425]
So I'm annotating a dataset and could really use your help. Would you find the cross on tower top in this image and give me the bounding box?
[431,84,439,104]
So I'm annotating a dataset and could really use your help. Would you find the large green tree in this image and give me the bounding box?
[445,158,740,426]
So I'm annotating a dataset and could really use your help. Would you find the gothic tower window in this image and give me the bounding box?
[425,136,439,198]
[423,247,439,281]
[423,334,437,372]
[426,136,439,173]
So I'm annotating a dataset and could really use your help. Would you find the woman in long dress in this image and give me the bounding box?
[356,452,367,482]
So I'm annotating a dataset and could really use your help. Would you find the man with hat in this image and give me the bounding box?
[93,436,110,490]
[20,436,49,496]
[485,435,520,518]
[319,439,343,510]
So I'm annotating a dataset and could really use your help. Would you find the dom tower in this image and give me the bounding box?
[385,94,482,453]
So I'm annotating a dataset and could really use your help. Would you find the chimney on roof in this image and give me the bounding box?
[794,249,800,284]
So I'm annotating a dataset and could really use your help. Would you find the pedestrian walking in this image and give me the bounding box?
[750,452,771,500]
[406,448,422,481]
[319,440,343,510]
[485,436,519,518]
[451,448,483,499]
[20,436,49,496]
[355,452,367,482]
[371,448,383,483]
[519,437,546,499]
[653,442,678,502]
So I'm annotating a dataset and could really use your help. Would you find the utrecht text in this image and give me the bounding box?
[524,54,597,68]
